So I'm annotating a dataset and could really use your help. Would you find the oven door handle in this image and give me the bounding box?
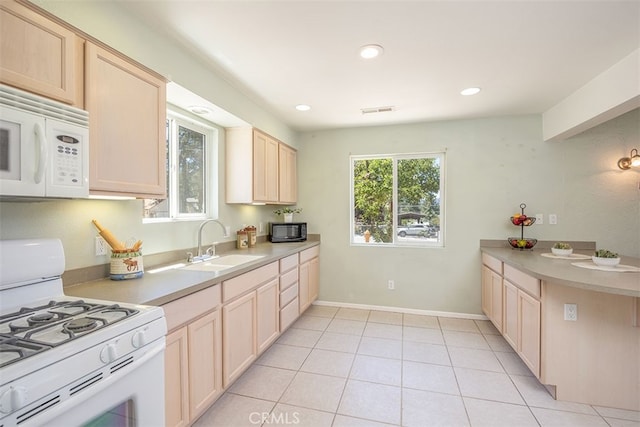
[34,122,47,184]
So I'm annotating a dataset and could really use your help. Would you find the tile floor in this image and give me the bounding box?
[193,305,640,427]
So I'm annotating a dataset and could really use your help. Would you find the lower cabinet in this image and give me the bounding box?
[299,246,320,313]
[163,286,223,427]
[222,291,256,388]
[481,264,503,331]
[517,290,541,376]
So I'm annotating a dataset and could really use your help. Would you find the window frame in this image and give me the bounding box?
[350,151,446,248]
[143,108,218,223]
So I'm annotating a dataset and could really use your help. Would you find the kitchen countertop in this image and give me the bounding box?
[481,246,640,297]
[65,241,320,306]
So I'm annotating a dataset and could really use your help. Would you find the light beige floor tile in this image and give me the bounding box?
[291,314,332,331]
[349,354,402,386]
[300,348,355,377]
[403,361,459,395]
[338,380,401,425]
[303,305,339,318]
[531,407,610,426]
[227,364,295,401]
[402,388,469,427]
[357,336,402,360]
[192,393,274,427]
[315,331,361,353]
[368,310,403,325]
[333,414,398,426]
[269,403,334,427]
[442,330,491,350]
[403,313,440,329]
[494,351,534,376]
[255,343,311,370]
[363,322,402,340]
[277,327,323,348]
[510,374,599,415]
[448,347,504,373]
[604,417,640,427]
[326,318,367,335]
[484,333,514,352]
[438,317,480,333]
[593,406,640,422]
[280,372,346,412]
[454,367,525,405]
[402,341,450,366]
[463,397,539,427]
[475,319,501,335]
[335,307,371,321]
[403,326,445,345]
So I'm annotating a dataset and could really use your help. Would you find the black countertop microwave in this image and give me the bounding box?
[269,222,307,243]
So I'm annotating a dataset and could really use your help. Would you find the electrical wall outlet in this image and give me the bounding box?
[225,226,231,237]
[95,236,108,256]
[564,303,577,321]
[549,214,557,225]
[535,213,544,225]
[259,222,264,233]
[388,280,395,290]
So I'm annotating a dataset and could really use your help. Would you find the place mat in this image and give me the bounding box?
[541,253,591,260]
[571,262,640,273]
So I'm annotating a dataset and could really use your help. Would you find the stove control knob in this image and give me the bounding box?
[0,386,27,413]
[131,330,147,348]
[100,343,118,363]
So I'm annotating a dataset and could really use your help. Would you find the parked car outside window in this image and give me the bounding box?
[397,223,437,238]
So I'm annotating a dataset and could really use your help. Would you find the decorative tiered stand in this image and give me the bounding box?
[508,203,537,250]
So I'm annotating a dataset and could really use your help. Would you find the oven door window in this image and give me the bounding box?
[83,401,133,427]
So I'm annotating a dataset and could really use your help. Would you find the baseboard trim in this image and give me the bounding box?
[312,300,489,321]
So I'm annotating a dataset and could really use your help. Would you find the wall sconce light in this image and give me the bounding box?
[617,148,640,170]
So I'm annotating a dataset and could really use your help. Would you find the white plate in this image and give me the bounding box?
[541,253,591,260]
[571,262,640,272]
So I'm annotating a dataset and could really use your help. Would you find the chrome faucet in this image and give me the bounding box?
[190,219,229,262]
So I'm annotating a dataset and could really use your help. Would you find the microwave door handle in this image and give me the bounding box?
[33,122,47,184]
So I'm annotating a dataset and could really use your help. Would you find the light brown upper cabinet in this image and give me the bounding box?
[85,42,167,198]
[226,127,297,205]
[0,0,83,106]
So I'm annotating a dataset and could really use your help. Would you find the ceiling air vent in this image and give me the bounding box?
[361,106,395,115]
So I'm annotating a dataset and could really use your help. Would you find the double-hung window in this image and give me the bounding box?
[143,109,218,221]
[350,152,445,247]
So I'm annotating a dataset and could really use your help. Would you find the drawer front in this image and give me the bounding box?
[280,297,299,331]
[503,264,540,298]
[280,254,298,273]
[280,267,298,292]
[163,285,221,331]
[280,282,298,308]
[299,246,320,264]
[223,261,279,302]
[482,253,503,274]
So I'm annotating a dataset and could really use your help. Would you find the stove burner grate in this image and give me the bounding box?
[65,318,98,333]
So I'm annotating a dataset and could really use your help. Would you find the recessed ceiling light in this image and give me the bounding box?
[188,105,212,115]
[359,44,384,59]
[295,104,311,111]
[460,87,481,96]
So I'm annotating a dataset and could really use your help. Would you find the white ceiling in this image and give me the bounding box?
[121,1,639,132]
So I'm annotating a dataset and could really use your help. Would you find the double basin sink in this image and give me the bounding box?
[148,254,265,274]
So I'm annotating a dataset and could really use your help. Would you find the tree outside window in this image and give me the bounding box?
[351,153,445,246]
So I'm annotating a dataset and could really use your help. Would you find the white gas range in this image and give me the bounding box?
[0,239,166,427]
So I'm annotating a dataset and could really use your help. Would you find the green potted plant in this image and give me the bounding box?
[274,207,302,223]
[551,242,573,256]
[592,249,620,266]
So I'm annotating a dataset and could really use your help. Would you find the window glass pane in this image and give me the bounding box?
[177,125,206,214]
[397,157,441,243]
[353,158,393,243]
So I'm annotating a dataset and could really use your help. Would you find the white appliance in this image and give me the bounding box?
[0,239,167,427]
[0,85,89,199]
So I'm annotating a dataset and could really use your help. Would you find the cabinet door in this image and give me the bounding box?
[309,257,319,302]
[253,130,279,202]
[299,261,311,314]
[188,310,222,421]
[278,143,297,204]
[502,280,518,350]
[85,41,166,197]
[165,328,189,427]
[0,1,81,105]
[481,266,492,317]
[222,292,256,387]
[256,278,279,354]
[518,291,541,377]
[490,269,503,331]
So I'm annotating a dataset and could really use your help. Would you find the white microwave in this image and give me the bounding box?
[0,84,89,199]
